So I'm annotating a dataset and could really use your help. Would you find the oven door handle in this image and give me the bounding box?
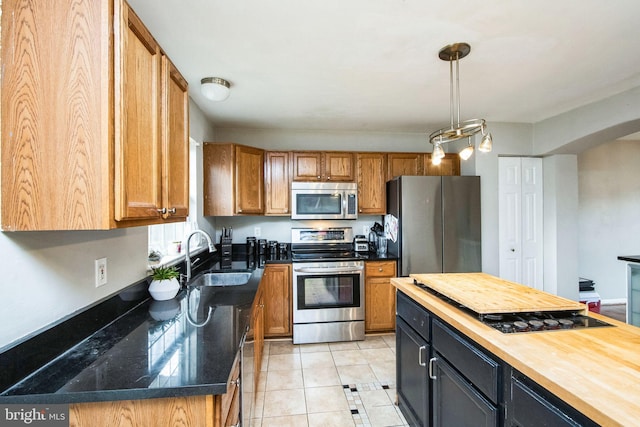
[294,267,363,274]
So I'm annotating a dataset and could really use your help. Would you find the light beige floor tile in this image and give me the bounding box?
[268,353,301,371]
[250,418,262,427]
[303,366,342,388]
[253,391,265,419]
[385,388,398,405]
[357,336,388,349]
[260,414,308,427]
[367,404,404,427]
[361,347,396,363]
[269,340,300,355]
[337,364,378,384]
[382,334,396,348]
[305,385,350,413]
[262,389,307,417]
[257,370,267,392]
[307,410,355,427]
[331,349,368,366]
[358,388,393,409]
[266,369,304,391]
[299,342,331,353]
[329,341,360,351]
[301,351,336,369]
[370,360,396,384]
[261,354,269,371]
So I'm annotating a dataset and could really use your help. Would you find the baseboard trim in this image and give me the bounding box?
[601,298,627,305]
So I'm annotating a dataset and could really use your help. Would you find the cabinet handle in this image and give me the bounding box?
[428,357,437,380]
[238,209,243,213]
[167,207,176,215]
[378,267,383,272]
[418,345,427,366]
[157,208,167,215]
[327,176,331,180]
[317,175,321,179]
[231,378,240,387]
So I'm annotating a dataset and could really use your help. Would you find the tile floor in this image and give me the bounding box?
[252,334,408,427]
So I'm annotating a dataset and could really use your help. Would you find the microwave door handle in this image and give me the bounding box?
[342,192,347,218]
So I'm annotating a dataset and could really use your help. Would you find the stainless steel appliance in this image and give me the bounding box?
[412,280,613,333]
[291,182,358,220]
[291,227,365,344]
[387,176,482,276]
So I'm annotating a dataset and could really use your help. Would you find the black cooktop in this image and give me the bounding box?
[413,280,613,334]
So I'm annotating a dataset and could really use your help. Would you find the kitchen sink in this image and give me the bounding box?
[190,271,252,287]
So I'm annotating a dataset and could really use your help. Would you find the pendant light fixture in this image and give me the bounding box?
[429,43,492,164]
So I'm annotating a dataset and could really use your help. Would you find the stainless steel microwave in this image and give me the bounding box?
[291,182,358,220]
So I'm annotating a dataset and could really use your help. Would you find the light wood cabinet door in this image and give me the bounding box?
[114,3,163,221]
[425,153,461,176]
[235,145,264,214]
[365,261,397,332]
[324,152,355,181]
[292,151,323,181]
[265,152,291,215]
[387,153,424,181]
[1,0,112,230]
[161,57,189,220]
[263,264,292,337]
[357,153,387,215]
[252,286,265,392]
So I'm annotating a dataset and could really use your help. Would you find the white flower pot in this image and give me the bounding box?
[148,278,180,301]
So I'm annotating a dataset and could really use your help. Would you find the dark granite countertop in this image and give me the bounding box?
[0,245,395,405]
[618,255,640,263]
[0,261,264,404]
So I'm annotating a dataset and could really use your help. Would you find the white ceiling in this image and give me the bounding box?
[127,0,640,134]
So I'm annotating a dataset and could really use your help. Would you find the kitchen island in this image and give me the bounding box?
[392,273,640,427]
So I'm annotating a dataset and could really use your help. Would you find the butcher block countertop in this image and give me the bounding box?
[391,273,640,427]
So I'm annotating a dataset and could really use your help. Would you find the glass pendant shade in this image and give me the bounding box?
[479,132,493,152]
[459,144,474,160]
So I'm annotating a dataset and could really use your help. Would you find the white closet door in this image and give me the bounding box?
[499,157,543,289]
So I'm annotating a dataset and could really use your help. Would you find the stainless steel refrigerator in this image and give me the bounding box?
[386,176,481,276]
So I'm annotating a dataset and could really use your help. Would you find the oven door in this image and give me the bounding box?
[292,261,365,323]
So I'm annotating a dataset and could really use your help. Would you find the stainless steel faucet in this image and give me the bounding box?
[185,230,216,283]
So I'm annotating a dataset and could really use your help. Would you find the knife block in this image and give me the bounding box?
[220,238,232,259]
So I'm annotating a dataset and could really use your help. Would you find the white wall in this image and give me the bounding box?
[543,155,579,300]
[0,100,215,350]
[578,139,640,301]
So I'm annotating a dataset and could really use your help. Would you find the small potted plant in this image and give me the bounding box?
[148,266,181,301]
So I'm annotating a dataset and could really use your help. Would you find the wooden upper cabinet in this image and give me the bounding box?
[235,145,264,214]
[357,153,387,215]
[324,152,355,181]
[425,153,461,176]
[292,152,323,181]
[387,153,424,181]
[161,57,190,220]
[203,143,264,216]
[114,4,162,221]
[292,151,354,182]
[1,0,112,230]
[265,152,291,215]
[0,0,188,230]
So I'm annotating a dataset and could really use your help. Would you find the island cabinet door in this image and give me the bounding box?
[507,372,599,427]
[396,317,430,427]
[432,355,498,427]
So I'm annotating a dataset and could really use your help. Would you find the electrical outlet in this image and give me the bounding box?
[254,227,261,237]
[95,258,107,287]
[362,225,369,236]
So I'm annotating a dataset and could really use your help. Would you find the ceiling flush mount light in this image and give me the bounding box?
[200,77,231,101]
[429,43,492,164]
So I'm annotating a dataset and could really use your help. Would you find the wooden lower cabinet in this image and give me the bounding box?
[365,260,397,332]
[263,264,292,337]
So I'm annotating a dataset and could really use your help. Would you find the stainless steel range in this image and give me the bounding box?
[413,280,613,334]
[291,227,366,344]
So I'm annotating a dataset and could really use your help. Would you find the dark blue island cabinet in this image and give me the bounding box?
[395,291,598,427]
